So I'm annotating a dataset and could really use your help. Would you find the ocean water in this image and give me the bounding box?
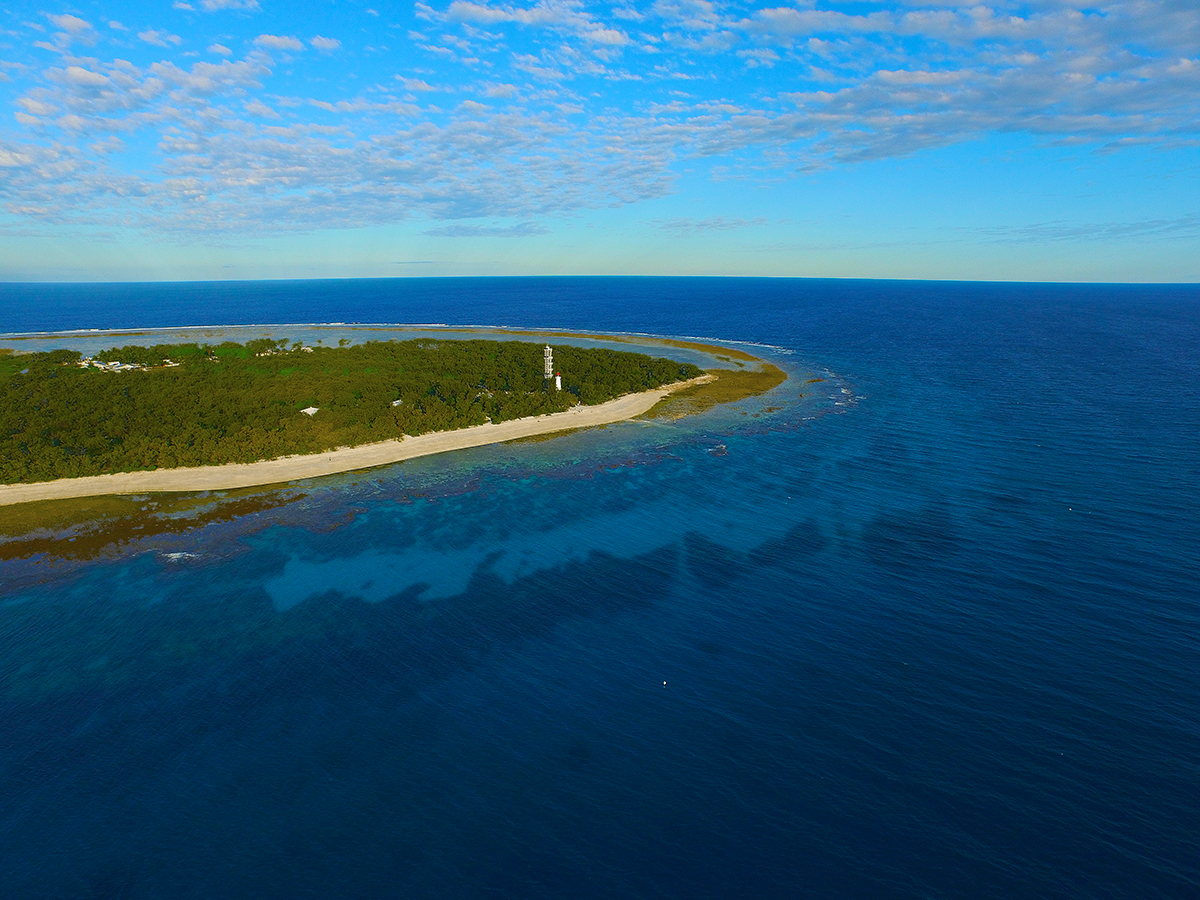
[1,277,1198,899]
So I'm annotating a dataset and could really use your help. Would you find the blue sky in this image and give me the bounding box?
[1,0,1197,282]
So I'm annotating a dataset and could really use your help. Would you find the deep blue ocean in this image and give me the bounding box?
[1,277,1198,899]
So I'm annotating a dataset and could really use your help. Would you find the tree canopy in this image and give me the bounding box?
[0,339,701,484]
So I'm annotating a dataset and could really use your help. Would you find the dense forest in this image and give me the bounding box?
[0,339,702,484]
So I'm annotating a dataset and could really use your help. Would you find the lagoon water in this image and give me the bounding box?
[1,277,1198,898]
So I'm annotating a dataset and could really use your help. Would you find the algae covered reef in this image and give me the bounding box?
[643,364,788,419]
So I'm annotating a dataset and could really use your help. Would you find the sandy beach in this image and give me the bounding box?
[0,376,711,506]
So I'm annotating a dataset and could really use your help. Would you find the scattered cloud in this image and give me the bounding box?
[398,77,438,91]
[310,36,342,53]
[200,0,261,11]
[970,216,1200,244]
[440,0,630,47]
[45,13,93,35]
[254,34,304,51]
[41,12,98,48]
[423,222,550,237]
[17,97,56,116]
[88,134,124,152]
[242,98,280,118]
[655,216,768,235]
[148,56,271,95]
[60,65,110,88]
[3,0,1199,248]
[737,47,777,68]
[139,30,184,48]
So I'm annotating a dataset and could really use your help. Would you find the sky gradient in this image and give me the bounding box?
[1,0,1198,282]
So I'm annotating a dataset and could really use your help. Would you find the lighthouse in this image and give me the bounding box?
[544,345,560,389]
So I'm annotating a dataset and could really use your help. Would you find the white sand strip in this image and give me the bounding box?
[0,376,711,506]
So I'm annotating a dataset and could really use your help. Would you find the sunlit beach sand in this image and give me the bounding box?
[0,375,711,506]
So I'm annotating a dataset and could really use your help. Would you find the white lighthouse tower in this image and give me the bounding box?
[544,344,561,389]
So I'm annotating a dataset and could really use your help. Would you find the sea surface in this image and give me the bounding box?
[1,277,1198,899]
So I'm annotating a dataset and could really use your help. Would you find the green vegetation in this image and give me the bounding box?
[0,489,298,563]
[642,364,787,420]
[0,339,701,484]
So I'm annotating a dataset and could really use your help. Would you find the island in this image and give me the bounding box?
[0,335,786,506]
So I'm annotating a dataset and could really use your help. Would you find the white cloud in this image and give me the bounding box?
[200,0,261,11]
[399,77,439,91]
[0,76,675,236]
[423,221,549,236]
[442,1,630,46]
[0,145,37,167]
[511,52,566,80]
[243,98,280,118]
[5,0,1200,246]
[17,97,57,116]
[57,113,91,131]
[444,2,509,25]
[254,34,304,51]
[109,21,128,31]
[45,14,93,35]
[42,12,98,47]
[139,29,184,47]
[63,65,110,87]
[306,97,420,115]
[654,216,768,234]
[737,47,778,67]
[311,36,342,52]
[971,215,1200,243]
[148,57,270,95]
[653,0,725,33]
[90,136,125,154]
[420,42,458,59]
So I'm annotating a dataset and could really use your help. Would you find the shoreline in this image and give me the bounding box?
[0,376,712,507]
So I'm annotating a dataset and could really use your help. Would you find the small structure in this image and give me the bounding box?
[301,406,319,416]
[544,346,561,389]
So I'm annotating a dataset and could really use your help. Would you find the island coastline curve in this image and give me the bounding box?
[0,375,713,506]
